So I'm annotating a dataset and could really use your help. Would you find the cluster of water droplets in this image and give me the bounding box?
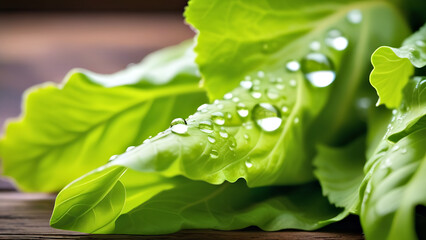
[148,9,364,168]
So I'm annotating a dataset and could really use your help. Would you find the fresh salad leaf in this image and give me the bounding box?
[51,165,346,234]
[314,136,366,214]
[361,65,426,238]
[370,24,426,108]
[186,0,410,145]
[48,0,414,235]
[361,128,426,240]
[0,41,208,192]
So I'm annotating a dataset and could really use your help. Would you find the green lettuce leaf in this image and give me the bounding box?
[51,165,346,234]
[360,76,426,240]
[370,24,426,108]
[50,0,412,234]
[361,129,426,240]
[0,41,208,192]
[186,0,410,145]
[314,137,366,214]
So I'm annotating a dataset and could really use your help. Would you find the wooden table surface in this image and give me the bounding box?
[0,13,364,239]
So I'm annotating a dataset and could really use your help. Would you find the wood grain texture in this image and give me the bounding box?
[0,193,364,239]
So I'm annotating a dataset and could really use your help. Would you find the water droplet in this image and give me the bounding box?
[391,145,400,152]
[197,104,209,112]
[229,136,237,151]
[286,60,300,72]
[210,150,219,159]
[126,146,135,152]
[245,160,253,168]
[310,41,321,51]
[301,53,335,87]
[282,106,289,113]
[232,97,240,102]
[415,40,426,50]
[224,93,233,100]
[262,42,269,52]
[143,138,151,144]
[252,103,282,132]
[240,80,253,90]
[325,29,348,51]
[294,117,300,124]
[277,77,283,83]
[244,134,249,140]
[208,136,216,144]
[212,112,225,125]
[219,127,229,138]
[266,87,280,100]
[236,103,249,118]
[253,79,261,86]
[275,83,285,90]
[244,76,251,81]
[409,48,421,59]
[225,112,232,119]
[392,109,398,115]
[109,155,118,162]
[356,97,371,110]
[251,91,262,99]
[199,120,214,134]
[347,9,362,24]
[243,121,254,129]
[289,79,297,87]
[170,118,188,135]
[401,148,407,154]
[381,158,391,169]
[257,71,265,78]
[198,79,204,88]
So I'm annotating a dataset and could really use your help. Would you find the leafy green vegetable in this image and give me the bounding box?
[0,41,208,192]
[51,165,346,234]
[370,24,426,108]
[47,0,414,235]
[361,129,426,240]
[314,137,366,214]
[359,76,426,240]
[0,0,423,238]
[186,0,410,145]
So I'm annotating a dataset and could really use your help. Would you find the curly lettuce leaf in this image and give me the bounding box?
[360,76,426,240]
[0,41,208,192]
[361,129,426,240]
[370,24,426,108]
[51,165,346,234]
[314,137,366,214]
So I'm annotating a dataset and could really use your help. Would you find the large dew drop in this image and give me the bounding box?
[252,103,282,132]
[170,118,188,135]
[301,53,336,88]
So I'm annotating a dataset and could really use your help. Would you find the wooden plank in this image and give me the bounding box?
[0,192,364,239]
